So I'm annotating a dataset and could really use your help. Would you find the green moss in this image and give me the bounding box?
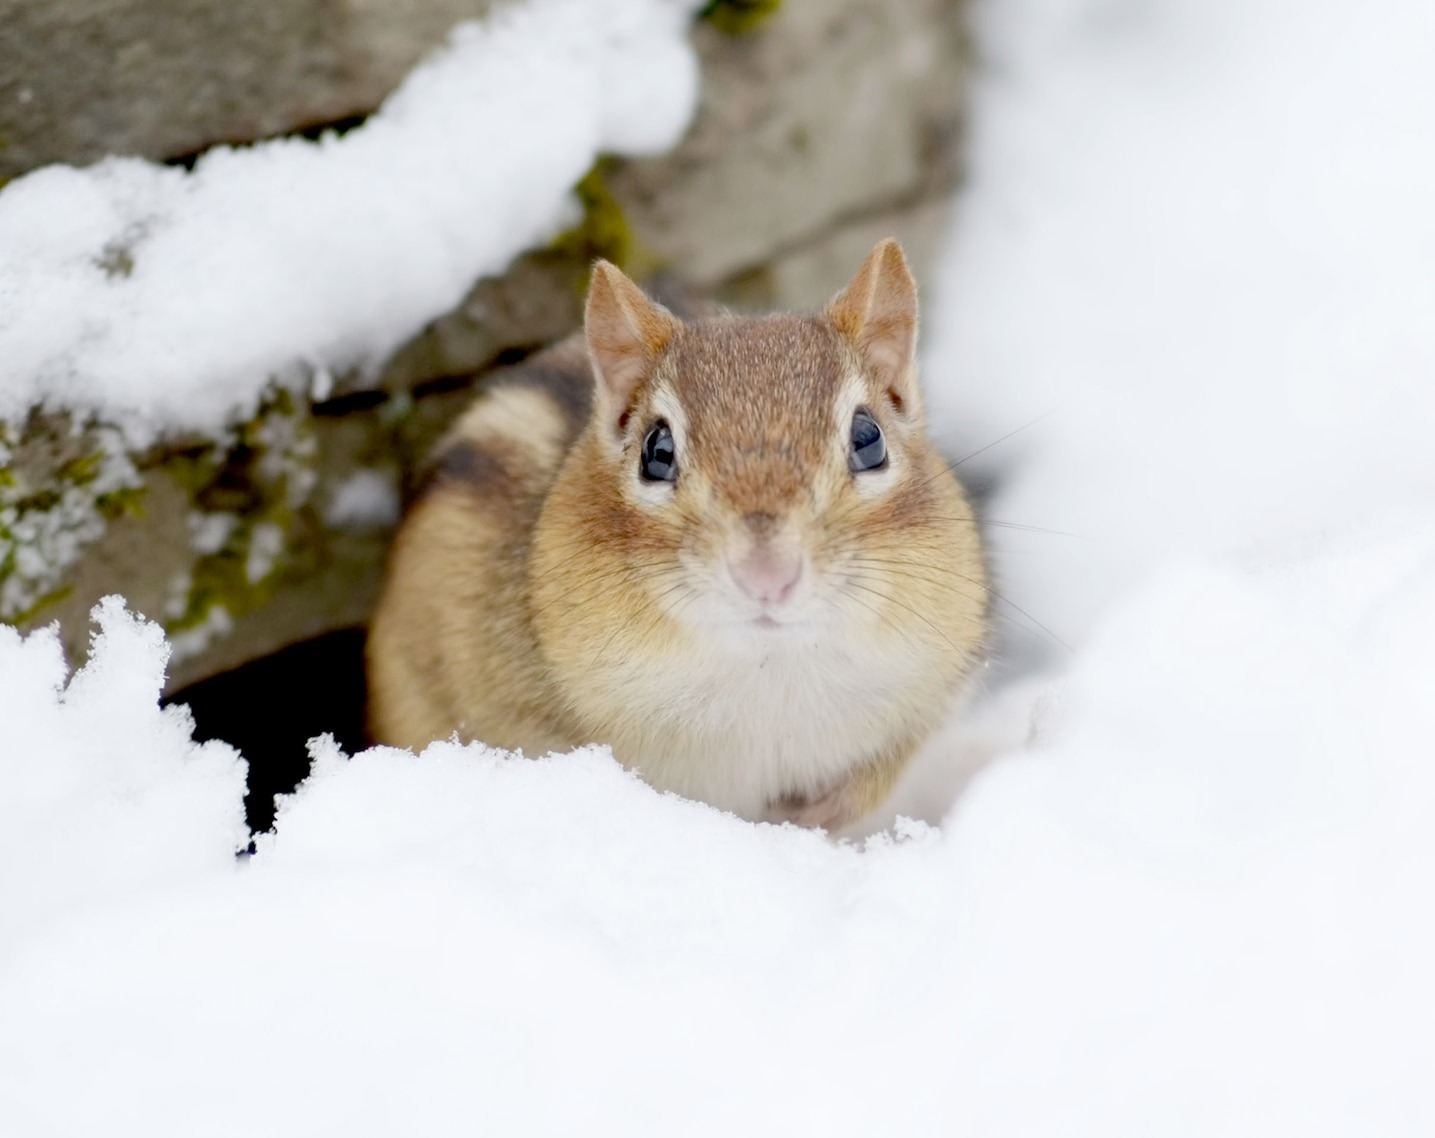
[0,418,145,622]
[700,0,782,35]
[96,484,146,522]
[163,385,317,638]
[166,501,294,635]
[56,450,104,486]
[6,450,112,512]
[9,486,62,513]
[169,540,267,634]
[545,158,677,296]
[7,585,73,627]
[0,383,316,639]
[164,443,225,499]
[549,160,634,270]
[162,432,286,635]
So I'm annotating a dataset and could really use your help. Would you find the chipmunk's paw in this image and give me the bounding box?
[764,782,855,833]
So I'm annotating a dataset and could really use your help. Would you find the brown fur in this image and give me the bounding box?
[367,241,990,832]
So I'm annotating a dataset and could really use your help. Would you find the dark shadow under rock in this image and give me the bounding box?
[167,627,369,833]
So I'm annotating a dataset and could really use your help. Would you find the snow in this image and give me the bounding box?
[4,558,1433,1132]
[0,598,246,966]
[0,0,701,443]
[324,468,402,529]
[4,0,1435,1133]
[922,0,1435,655]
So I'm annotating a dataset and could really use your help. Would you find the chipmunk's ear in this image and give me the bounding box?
[826,239,922,417]
[585,260,680,438]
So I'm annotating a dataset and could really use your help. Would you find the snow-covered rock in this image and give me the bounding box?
[0,0,701,440]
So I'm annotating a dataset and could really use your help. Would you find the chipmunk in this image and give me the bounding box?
[367,239,989,832]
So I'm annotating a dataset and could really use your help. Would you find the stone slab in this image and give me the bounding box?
[0,0,496,181]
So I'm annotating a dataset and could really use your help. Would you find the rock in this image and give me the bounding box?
[611,0,966,291]
[376,0,969,386]
[0,0,497,182]
[717,195,956,313]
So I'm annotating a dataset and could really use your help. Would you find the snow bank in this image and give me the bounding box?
[0,0,701,441]
[0,599,246,964]
[3,0,1435,1132]
[2,542,1433,1134]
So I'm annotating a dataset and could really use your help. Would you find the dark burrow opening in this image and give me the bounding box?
[165,628,369,833]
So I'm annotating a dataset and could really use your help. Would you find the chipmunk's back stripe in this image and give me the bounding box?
[488,357,592,441]
[407,345,590,510]
[436,440,511,492]
[410,440,514,504]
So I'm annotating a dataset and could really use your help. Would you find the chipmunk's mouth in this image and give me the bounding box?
[744,606,824,633]
[701,606,824,642]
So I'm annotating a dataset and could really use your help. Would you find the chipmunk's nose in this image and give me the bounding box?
[728,544,802,606]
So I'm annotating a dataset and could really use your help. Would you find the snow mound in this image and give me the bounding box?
[0,598,246,964]
[2,539,1434,1134]
[0,0,701,441]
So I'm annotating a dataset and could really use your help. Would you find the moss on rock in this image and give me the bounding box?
[0,416,143,622]
[700,0,782,35]
[163,386,320,660]
[550,160,636,272]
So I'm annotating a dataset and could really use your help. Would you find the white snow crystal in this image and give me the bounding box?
[324,468,401,529]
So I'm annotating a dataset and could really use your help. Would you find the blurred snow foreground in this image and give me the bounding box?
[4,0,1435,1133]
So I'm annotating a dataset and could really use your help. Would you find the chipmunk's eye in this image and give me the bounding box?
[640,420,678,483]
[849,408,887,472]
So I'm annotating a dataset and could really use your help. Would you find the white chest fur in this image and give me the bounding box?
[586,625,933,820]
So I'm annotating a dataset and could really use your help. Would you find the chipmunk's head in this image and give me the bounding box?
[571,239,982,651]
